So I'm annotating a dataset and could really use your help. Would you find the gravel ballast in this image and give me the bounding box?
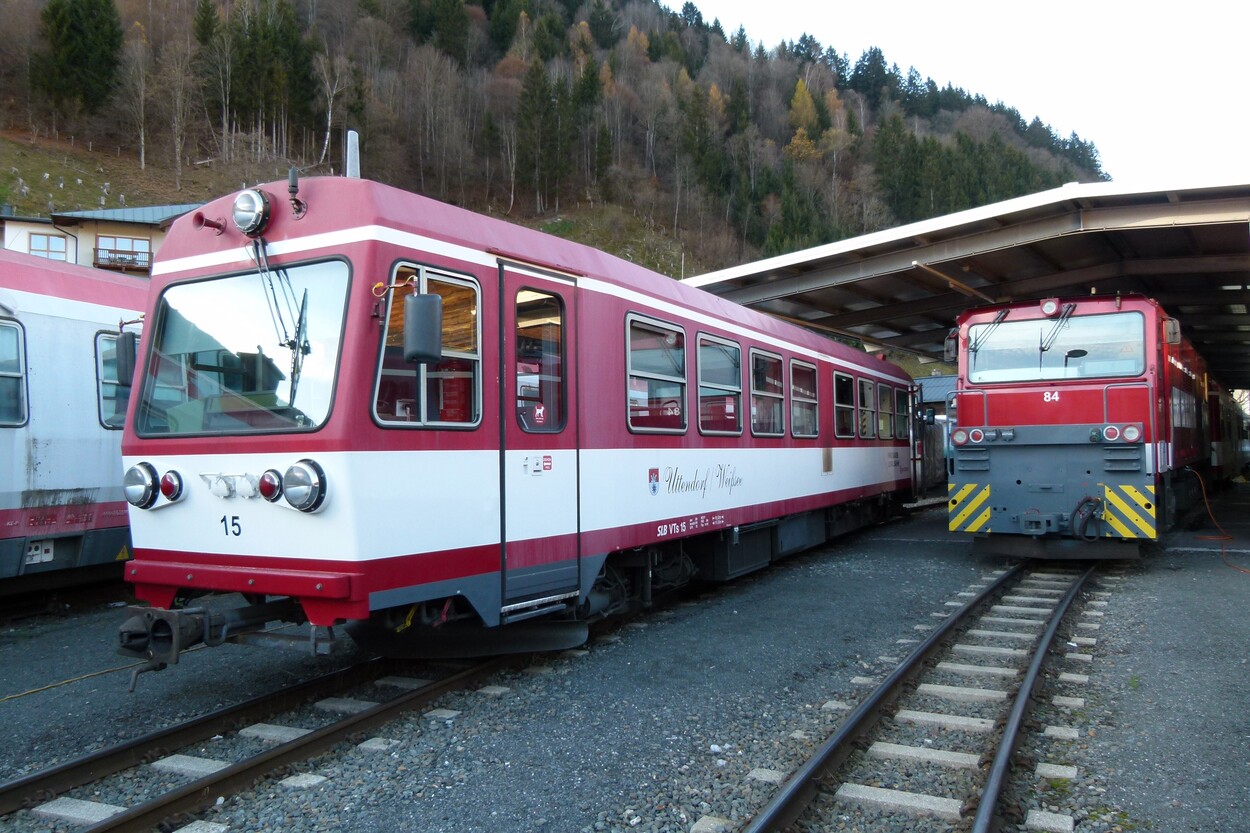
[3,495,1249,833]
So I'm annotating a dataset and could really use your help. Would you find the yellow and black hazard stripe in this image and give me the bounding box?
[1100,484,1157,540]
[948,482,992,533]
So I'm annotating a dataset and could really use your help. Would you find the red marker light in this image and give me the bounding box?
[259,469,284,502]
[160,471,184,501]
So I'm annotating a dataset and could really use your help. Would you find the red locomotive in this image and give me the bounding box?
[946,293,1247,557]
[116,171,920,677]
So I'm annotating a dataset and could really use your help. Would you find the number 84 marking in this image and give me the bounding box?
[1043,391,1060,402]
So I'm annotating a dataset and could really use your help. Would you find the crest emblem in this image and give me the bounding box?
[648,468,659,496]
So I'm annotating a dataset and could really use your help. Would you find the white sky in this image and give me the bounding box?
[682,0,1250,188]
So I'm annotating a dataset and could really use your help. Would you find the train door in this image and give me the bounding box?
[499,265,580,618]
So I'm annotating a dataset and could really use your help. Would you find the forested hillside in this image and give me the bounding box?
[0,0,1104,272]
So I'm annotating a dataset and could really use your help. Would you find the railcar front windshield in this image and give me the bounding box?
[967,310,1145,384]
[135,259,350,435]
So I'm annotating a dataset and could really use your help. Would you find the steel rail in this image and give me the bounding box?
[0,657,398,816]
[970,563,1096,833]
[79,655,516,833]
[741,562,1026,833]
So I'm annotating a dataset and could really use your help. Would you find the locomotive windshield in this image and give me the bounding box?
[967,310,1145,383]
[135,260,349,435]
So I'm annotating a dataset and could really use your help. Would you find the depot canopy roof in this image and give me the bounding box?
[685,180,1250,391]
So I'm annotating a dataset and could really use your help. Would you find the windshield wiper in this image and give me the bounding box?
[249,240,309,405]
[969,309,1009,353]
[1038,303,1076,368]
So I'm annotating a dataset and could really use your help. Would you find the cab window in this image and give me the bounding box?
[0,321,26,426]
[376,265,481,426]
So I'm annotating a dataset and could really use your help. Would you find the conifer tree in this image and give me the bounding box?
[35,0,124,115]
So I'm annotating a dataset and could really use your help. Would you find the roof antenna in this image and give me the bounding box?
[288,167,307,219]
[346,130,360,179]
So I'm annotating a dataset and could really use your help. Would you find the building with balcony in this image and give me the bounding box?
[0,203,202,276]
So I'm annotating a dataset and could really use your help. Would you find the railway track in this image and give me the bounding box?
[740,561,1106,832]
[0,654,517,832]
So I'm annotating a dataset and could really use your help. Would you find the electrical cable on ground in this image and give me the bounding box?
[1187,467,1250,575]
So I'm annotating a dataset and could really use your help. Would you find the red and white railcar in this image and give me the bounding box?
[1,249,145,593]
[946,293,1243,557]
[117,174,917,673]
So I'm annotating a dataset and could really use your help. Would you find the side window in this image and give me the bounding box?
[515,289,565,432]
[895,388,911,439]
[375,264,481,427]
[834,372,856,438]
[627,316,685,432]
[698,335,741,434]
[0,321,27,426]
[857,378,876,438]
[877,383,894,439]
[791,360,818,438]
[750,349,784,436]
[96,333,130,429]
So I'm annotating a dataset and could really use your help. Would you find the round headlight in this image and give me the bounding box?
[124,463,159,509]
[232,188,271,237]
[283,459,327,513]
[1122,424,1142,442]
[951,428,969,446]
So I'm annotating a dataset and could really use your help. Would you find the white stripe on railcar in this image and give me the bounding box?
[153,225,908,384]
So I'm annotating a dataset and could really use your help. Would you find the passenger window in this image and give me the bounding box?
[895,388,911,439]
[698,335,741,434]
[750,350,784,436]
[376,265,481,427]
[0,321,26,426]
[628,317,685,432]
[96,332,131,429]
[858,378,876,438]
[877,383,894,438]
[515,290,565,432]
[834,372,855,438]
[791,360,818,438]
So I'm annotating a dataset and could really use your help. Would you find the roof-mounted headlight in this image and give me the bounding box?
[232,188,271,237]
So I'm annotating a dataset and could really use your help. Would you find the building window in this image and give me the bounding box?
[698,335,741,434]
[29,233,67,261]
[0,321,26,426]
[750,349,784,436]
[834,372,856,438]
[791,360,818,438]
[96,235,151,269]
[627,316,686,432]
